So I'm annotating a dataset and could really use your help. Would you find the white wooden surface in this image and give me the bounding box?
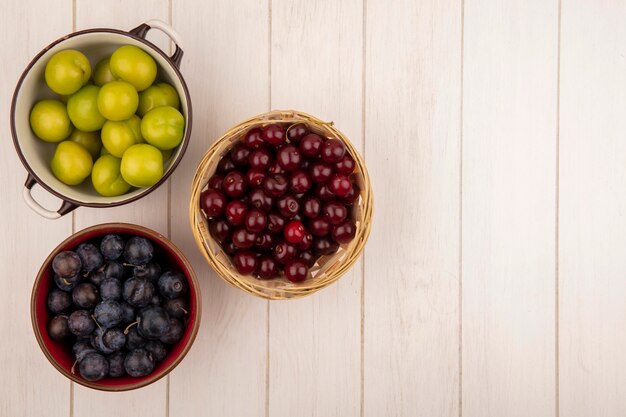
[462,1,558,416]
[2,1,626,416]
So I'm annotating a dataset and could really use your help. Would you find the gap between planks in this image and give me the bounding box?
[458,0,465,416]
[555,0,562,416]
[360,0,367,416]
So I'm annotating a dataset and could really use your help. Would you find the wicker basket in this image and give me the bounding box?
[189,110,372,300]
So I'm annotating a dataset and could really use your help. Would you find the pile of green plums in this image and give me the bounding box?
[29,46,185,196]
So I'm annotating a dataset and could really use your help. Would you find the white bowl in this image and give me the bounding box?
[11,20,192,219]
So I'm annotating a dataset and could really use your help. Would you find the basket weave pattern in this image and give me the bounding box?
[189,110,372,300]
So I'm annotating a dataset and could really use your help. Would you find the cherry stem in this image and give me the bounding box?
[123,263,140,268]
[91,315,103,332]
[71,359,78,375]
[124,321,138,335]
[62,278,71,286]
[179,307,188,315]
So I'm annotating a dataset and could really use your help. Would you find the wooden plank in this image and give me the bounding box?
[461,1,558,416]
[559,2,626,416]
[268,0,363,416]
[168,1,270,416]
[0,1,73,416]
[71,2,170,416]
[363,0,462,416]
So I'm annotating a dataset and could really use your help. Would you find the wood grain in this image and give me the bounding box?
[462,1,558,416]
[363,0,462,416]
[268,0,363,415]
[71,2,170,416]
[559,1,626,416]
[168,1,270,416]
[5,1,626,416]
[0,2,73,416]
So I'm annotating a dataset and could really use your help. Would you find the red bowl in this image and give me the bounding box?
[31,223,201,391]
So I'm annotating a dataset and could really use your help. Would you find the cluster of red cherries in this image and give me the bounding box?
[200,122,359,282]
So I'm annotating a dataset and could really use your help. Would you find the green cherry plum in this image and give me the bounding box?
[44,49,91,95]
[101,115,144,157]
[137,83,180,117]
[92,155,132,196]
[67,85,106,132]
[68,129,102,159]
[97,81,138,121]
[141,106,185,150]
[93,57,118,86]
[29,99,73,142]
[51,141,93,185]
[120,144,163,187]
[110,45,157,91]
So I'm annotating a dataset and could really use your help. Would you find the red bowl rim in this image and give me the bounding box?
[31,222,201,391]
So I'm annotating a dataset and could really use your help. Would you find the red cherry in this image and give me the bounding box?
[232,228,257,249]
[310,162,333,183]
[284,259,308,282]
[277,195,299,218]
[335,154,355,175]
[257,255,278,279]
[320,138,346,163]
[249,148,272,170]
[267,212,287,234]
[244,128,264,149]
[269,162,285,175]
[244,209,267,233]
[230,143,251,166]
[313,237,339,256]
[255,232,275,250]
[315,183,334,201]
[296,233,313,250]
[223,171,247,198]
[263,174,288,197]
[329,174,353,197]
[323,201,348,225]
[287,123,309,143]
[298,250,318,267]
[289,170,312,194]
[331,219,356,243]
[201,189,227,217]
[223,241,238,256]
[233,250,257,274]
[309,218,330,236]
[341,183,360,205]
[225,200,247,225]
[276,145,302,171]
[284,220,306,243]
[217,155,236,173]
[299,133,323,158]
[262,124,286,146]
[249,188,273,212]
[302,196,321,218]
[246,169,266,187]
[273,241,297,264]
[209,219,231,242]
[208,174,223,190]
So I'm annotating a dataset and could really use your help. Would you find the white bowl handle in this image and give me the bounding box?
[129,20,184,68]
[23,175,77,219]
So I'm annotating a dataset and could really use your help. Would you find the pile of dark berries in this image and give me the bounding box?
[201,123,359,282]
[46,234,189,382]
